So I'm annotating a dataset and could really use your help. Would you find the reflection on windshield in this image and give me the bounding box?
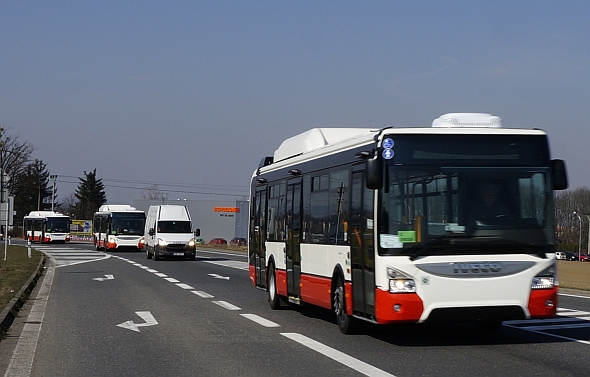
[157,221,191,233]
[46,218,70,233]
[378,168,550,256]
[112,215,145,235]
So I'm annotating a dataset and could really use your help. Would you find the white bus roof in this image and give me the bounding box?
[25,211,67,218]
[98,204,140,212]
[260,113,547,175]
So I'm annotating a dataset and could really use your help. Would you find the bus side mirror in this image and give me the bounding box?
[366,157,383,190]
[148,228,155,236]
[194,229,200,237]
[551,159,568,190]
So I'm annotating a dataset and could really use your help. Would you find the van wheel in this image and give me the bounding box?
[146,249,152,259]
[153,250,160,261]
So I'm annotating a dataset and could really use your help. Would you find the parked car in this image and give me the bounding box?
[230,237,247,246]
[194,238,205,244]
[209,237,227,245]
[564,251,578,261]
[580,254,590,262]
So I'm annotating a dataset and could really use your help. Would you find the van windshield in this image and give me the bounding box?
[157,221,191,233]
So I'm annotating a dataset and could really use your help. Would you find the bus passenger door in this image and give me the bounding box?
[251,188,267,288]
[286,181,301,298]
[350,171,375,317]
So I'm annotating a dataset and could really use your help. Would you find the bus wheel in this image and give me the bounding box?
[333,276,356,334]
[268,264,282,310]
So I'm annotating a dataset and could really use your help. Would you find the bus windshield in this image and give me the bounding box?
[46,217,70,233]
[111,214,146,235]
[378,134,553,257]
[157,221,191,233]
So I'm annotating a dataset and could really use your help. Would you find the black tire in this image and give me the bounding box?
[153,250,160,261]
[268,264,281,310]
[146,248,152,259]
[189,252,196,261]
[333,276,356,334]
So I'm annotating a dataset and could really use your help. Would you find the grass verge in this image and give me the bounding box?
[558,260,590,291]
[0,245,43,310]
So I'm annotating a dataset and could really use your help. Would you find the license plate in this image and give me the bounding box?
[173,252,184,256]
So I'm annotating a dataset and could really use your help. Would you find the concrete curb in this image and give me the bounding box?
[0,254,46,340]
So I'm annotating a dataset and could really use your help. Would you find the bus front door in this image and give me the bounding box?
[285,181,302,299]
[350,171,375,318]
[251,189,267,288]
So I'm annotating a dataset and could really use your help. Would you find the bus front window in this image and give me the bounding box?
[378,168,551,257]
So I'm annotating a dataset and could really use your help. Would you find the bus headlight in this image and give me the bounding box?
[531,263,557,290]
[387,267,417,293]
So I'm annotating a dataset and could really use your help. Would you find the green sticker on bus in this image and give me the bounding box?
[397,231,416,243]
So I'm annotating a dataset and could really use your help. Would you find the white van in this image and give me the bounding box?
[144,205,200,261]
[555,251,566,260]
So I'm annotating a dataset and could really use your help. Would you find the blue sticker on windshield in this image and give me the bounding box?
[382,149,394,160]
[382,138,394,149]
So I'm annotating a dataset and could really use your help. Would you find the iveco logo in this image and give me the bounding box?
[453,262,501,274]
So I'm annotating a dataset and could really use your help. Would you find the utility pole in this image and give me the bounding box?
[573,211,582,262]
[50,175,57,212]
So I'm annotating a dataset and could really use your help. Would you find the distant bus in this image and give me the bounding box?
[23,211,71,243]
[93,205,146,251]
[249,113,568,333]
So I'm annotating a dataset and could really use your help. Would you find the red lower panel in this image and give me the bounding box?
[528,287,558,318]
[300,274,332,309]
[276,269,288,296]
[249,264,256,285]
[374,288,424,324]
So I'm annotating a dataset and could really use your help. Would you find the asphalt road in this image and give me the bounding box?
[1,241,588,377]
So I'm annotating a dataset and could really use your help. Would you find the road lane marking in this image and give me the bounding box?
[117,311,158,332]
[93,274,114,281]
[164,277,180,283]
[212,301,241,311]
[192,291,214,298]
[281,333,395,377]
[241,314,280,328]
[154,273,168,277]
[176,283,195,290]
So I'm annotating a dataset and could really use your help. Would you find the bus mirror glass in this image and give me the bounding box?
[366,157,383,190]
[551,159,568,190]
[194,229,201,237]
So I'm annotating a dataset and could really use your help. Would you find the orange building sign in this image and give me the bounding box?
[214,207,240,213]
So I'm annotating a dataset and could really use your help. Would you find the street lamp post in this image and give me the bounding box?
[573,211,582,262]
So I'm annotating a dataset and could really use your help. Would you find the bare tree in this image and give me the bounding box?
[55,192,78,215]
[555,187,590,251]
[0,126,35,195]
[142,185,162,200]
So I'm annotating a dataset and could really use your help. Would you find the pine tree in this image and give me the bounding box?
[74,169,107,220]
[12,159,51,225]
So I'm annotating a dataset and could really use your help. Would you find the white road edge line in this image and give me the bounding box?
[4,263,55,376]
[504,324,590,345]
[240,314,280,328]
[281,333,395,377]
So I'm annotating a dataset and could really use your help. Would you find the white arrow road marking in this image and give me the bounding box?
[117,311,158,332]
[92,274,114,281]
[208,273,230,280]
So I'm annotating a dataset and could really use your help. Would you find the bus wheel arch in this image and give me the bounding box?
[331,267,356,334]
[267,258,281,309]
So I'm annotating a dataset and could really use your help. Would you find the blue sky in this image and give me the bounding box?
[1,1,589,204]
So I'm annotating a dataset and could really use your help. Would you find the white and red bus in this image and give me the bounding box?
[23,211,71,243]
[249,113,568,333]
[93,205,146,251]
